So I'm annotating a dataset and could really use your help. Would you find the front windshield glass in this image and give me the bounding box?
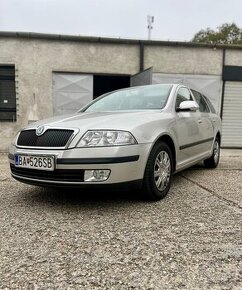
[83,84,173,112]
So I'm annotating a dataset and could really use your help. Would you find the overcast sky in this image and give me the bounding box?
[1,0,242,41]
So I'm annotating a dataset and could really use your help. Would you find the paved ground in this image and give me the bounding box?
[0,150,241,289]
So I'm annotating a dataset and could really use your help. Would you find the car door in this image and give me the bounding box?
[191,90,214,155]
[175,87,201,167]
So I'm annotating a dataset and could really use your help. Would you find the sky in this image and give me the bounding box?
[1,0,242,41]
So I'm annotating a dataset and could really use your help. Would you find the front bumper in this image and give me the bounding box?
[9,143,152,187]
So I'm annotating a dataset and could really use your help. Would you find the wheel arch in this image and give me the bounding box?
[216,131,221,144]
[149,134,177,172]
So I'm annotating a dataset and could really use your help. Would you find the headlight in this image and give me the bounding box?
[77,130,137,147]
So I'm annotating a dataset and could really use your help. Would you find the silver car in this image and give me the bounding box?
[9,84,222,200]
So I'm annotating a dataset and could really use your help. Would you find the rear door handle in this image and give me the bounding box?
[198,119,202,124]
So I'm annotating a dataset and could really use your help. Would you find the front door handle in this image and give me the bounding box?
[198,119,202,124]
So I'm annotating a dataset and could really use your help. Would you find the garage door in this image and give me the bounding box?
[221,81,242,148]
[53,73,93,116]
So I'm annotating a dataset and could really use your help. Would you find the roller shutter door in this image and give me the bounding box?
[221,81,242,148]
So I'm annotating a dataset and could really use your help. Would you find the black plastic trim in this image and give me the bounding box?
[179,137,214,150]
[8,153,14,160]
[223,65,242,81]
[57,155,140,164]
[11,174,143,191]
[0,108,16,112]
[10,165,85,182]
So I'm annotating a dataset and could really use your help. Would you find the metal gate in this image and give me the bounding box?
[221,81,242,148]
[53,73,93,116]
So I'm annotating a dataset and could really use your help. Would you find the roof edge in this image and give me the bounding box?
[1,31,242,49]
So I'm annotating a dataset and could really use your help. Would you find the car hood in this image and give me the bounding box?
[26,110,168,131]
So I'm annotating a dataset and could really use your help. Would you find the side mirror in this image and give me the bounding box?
[177,100,199,112]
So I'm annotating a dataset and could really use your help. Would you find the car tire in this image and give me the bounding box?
[204,137,220,168]
[142,141,173,201]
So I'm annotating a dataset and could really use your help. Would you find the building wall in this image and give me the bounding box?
[225,49,242,66]
[1,35,242,151]
[0,37,139,151]
[144,46,223,75]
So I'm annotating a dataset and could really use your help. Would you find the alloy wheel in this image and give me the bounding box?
[154,151,171,191]
[214,140,220,164]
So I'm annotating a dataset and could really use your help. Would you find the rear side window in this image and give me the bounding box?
[203,95,216,114]
[191,90,210,113]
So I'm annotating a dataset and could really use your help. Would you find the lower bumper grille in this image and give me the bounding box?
[10,164,84,182]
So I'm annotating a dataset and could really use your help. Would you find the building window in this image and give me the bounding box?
[0,65,16,121]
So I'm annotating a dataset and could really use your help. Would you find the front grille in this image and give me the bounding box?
[10,164,84,182]
[17,129,74,147]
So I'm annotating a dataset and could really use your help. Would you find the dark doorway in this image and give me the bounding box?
[93,75,130,99]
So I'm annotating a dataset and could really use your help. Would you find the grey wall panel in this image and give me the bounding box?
[53,73,93,115]
[131,68,152,87]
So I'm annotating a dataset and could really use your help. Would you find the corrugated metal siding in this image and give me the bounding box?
[222,81,242,148]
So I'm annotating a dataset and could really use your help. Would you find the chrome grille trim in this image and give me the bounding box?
[16,127,79,150]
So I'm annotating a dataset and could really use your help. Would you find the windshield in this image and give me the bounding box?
[83,84,173,112]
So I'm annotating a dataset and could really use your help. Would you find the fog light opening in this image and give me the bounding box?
[84,169,111,182]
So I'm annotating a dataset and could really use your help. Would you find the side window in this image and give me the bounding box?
[203,95,216,114]
[176,88,193,109]
[191,90,210,113]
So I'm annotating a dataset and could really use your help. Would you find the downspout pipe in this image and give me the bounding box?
[220,48,226,119]
[139,41,144,72]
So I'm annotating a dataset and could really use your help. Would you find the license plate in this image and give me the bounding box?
[14,155,55,171]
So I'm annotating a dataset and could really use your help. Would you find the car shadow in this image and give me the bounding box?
[23,185,145,208]
[21,175,182,207]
